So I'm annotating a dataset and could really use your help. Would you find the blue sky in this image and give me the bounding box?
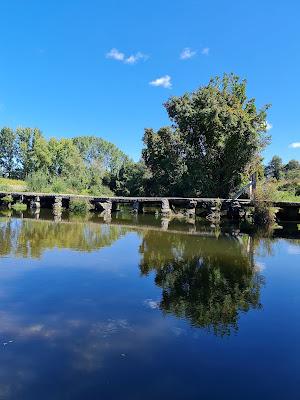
[0,0,299,163]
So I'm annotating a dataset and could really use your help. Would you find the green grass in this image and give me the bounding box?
[0,177,27,192]
[274,190,300,202]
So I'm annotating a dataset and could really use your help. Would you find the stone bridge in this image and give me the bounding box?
[0,191,299,221]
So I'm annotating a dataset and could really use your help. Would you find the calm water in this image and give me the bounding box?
[0,211,299,399]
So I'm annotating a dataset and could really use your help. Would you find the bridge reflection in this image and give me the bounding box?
[0,211,298,336]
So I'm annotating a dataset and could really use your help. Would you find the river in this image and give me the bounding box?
[0,210,299,399]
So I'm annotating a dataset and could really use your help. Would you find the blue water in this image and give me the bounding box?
[0,216,299,399]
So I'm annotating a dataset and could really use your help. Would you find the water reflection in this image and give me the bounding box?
[0,214,269,336]
[139,231,264,336]
[0,214,299,399]
[0,218,127,257]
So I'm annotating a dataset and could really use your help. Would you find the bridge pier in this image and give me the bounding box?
[228,201,247,220]
[94,200,112,213]
[53,196,63,220]
[186,200,197,218]
[161,199,171,215]
[201,200,221,223]
[132,201,140,214]
[161,216,170,230]
[95,200,112,222]
[30,196,40,210]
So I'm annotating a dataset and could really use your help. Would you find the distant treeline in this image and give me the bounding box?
[2,73,297,198]
[0,127,136,195]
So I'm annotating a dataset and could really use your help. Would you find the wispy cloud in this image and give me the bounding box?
[144,299,159,310]
[149,75,172,89]
[201,47,210,55]
[106,48,148,64]
[266,121,272,131]
[124,52,148,64]
[289,142,300,149]
[106,48,125,61]
[180,47,197,60]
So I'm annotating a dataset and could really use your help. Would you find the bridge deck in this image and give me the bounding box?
[1,191,300,205]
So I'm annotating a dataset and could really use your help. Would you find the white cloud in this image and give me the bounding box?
[106,48,125,61]
[144,299,159,309]
[289,142,300,149]
[149,75,172,89]
[201,47,210,55]
[180,47,197,60]
[124,52,148,64]
[255,261,266,272]
[106,48,148,64]
[266,121,272,131]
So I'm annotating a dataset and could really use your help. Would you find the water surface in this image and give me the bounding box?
[0,212,299,399]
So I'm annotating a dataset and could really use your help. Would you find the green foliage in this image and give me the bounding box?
[0,124,130,195]
[140,230,263,336]
[143,73,270,197]
[109,160,148,196]
[142,127,186,195]
[285,159,300,171]
[1,194,13,204]
[11,202,27,211]
[15,127,51,178]
[73,136,129,175]
[0,127,16,177]
[265,155,283,180]
[263,156,300,201]
[26,170,51,192]
[69,198,92,214]
[253,180,277,226]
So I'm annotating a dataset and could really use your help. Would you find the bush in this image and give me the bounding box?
[1,194,13,205]
[88,184,114,197]
[11,203,27,211]
[26,170,51,192]
[253,180,277,226]
[69,198,92,214]
[50,178,69,194]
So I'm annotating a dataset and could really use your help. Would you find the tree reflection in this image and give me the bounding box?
[139,231,264,336]
[0,218,126,258]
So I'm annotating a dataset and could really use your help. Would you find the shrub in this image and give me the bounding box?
[69,198,92,214]
[50,178,69,194]
[88,184,114,197]
[253,180,277,226]
[26,170,51,192]
[1,194,13,205]
[11,203,27,211]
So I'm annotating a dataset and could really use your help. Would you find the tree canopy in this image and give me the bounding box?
[0,126,131,195]
[143,73,270,197]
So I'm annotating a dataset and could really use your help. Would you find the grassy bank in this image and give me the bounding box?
[0,177,27,192]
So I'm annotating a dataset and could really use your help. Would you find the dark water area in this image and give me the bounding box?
[0,211,299,399]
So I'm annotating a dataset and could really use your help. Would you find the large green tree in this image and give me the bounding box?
[142,127,186,196]
[109,160,148,196]
[15,127,51,178]
[265,155,283,180]
[143,74,270,197]
[0,127,15,177]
